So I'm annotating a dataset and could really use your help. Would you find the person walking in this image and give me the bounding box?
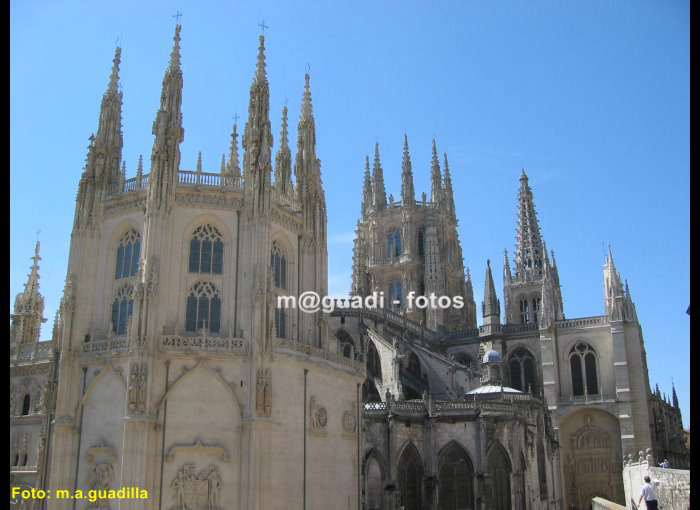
[637,476,659,509]
[660,459,670,468]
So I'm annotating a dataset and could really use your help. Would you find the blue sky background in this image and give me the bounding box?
[11,1,689,425]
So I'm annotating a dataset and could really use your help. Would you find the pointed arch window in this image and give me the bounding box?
[438,442,474,510]
[569,342,598,396]
[189,225,224,274]
[387,229,402,258]
[508,347,538,393]
[389,280,403,309]
[365,453,384,510]
[274,308,286,339]
[417,228,425,260]
[21,394,31,416]
[398,444,423,510]
[271,241,288,290]
[487,445,512,510]
[111,285,134,336]
[185,282,221,333]
[115,230,141,279]
[532,297,541,325]
[519,298,530,324]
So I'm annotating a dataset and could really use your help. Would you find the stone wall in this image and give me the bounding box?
[622,450,690,510]
[592,497,626,510]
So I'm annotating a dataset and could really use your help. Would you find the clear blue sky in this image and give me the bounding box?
[10,1,689,425]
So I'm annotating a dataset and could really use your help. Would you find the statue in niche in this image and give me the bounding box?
[263,372,272,416]
[309,396,327,430]
[256,369,265,413]
[128,363,147,413]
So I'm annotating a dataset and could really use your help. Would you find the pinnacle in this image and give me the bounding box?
[255,35,267,83]
[108,46,121,94]
[169,24,182,71]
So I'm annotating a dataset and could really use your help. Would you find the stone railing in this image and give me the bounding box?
[176,170,245,191]
[158,334,247,354]
[273,337,365,373]
[11,341,54,362]
[503,322,540,334]
[555,315,608,329]
[364,392,542,419]
[81,336,129,354]
[270,187,301,212]
[558,393,617,405]
[479,323,502,335]
[622,449,690,510]
[444,329,481,342]
[105,174,150,196]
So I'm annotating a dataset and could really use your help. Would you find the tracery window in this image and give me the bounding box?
[115,229,141,279]
[438,442,474,510]
[397,444,423,510]
[274,308,286,339]
[569,342,598,396]
[270,240,288,290]
[337,330,355,359]
[519,298,530,324]
[21,394,31,416]
[189,225,224,274]
[387,229,402,258]
[185,282,221,334]
[417,228,425,260]
[388,280,403,308]
[532,297,541,325]
[487,444,512,510]
[508,347,537,393]
[111,285,134,336]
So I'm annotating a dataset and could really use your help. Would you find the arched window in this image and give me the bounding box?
[519,298,530,324]
[569,342,598,396]
[270,240,288,290]
[274,308,286,339]
[532,297,541,325]
[438,442,474,510]
[367,341,382,380]
[189,225,224,274]
[337,330,356,359]
[111,285,134,336]
[365,453,384,510]
[388,280,403,309]
[387,229,401,258]
[487,444,511,510]
[508,347,538,393]
[398,443,423,510]
[13,453,19,466]
[21,394,31,416]
[185,282,221,334]
[22,453,28,466]
[115,229,141,279]
[417,228,425,260]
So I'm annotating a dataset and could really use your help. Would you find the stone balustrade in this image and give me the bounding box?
[273,337,366,373]
[81,336,129,354]
[555,315,608,329]
[158,334,247,354]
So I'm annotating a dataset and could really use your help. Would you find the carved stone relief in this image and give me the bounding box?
[85,439,117,509]
[255,368,272,416]
[342,403,357,434]
[309,396,327,431]
[127,362,147,413]
[171,464,222,510]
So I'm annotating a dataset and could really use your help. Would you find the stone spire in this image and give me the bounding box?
[482,259,500,325]
[371,143,387,211]
[136,155,144,186]
[464,268,477,328]
[220,153,226,174]
[227,122,241,178]
[401,134,415,205]
[147,24,185,212]
[11,242,46,345]
[430,139,442,204]
[514,169,545,282]
[95,46,124,188]
[603,245,626,320]
[443,152,456,220]
[196,150,202,174]
[361,155,372,219]
[672,383,679,409]
[274,105,293,195]
[243,34,273,216]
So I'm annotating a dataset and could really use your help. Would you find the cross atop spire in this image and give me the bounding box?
[258,20,269,35]
[173,10,183,24]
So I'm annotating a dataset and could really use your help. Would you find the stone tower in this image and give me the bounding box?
[45,26,364,510]
[351,137,476,333]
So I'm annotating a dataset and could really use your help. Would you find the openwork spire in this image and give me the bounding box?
[361,155,373,218]
[514,169,544,282]
[371,142,387,211]
[228,122,240,178]
[401,134,415,205]
[430,139,442,204]
[482,259,500,320]
[443,152,456,220]
[11,242,46,345]
[107,46,121,95]
[274,104,293,194]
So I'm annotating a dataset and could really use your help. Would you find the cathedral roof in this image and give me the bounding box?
[466,385,522,395]
[482,349,502,363]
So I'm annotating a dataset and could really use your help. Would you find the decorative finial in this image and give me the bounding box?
[196,151,202,173]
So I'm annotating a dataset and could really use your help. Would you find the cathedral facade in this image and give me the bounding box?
[10,24,687,510]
